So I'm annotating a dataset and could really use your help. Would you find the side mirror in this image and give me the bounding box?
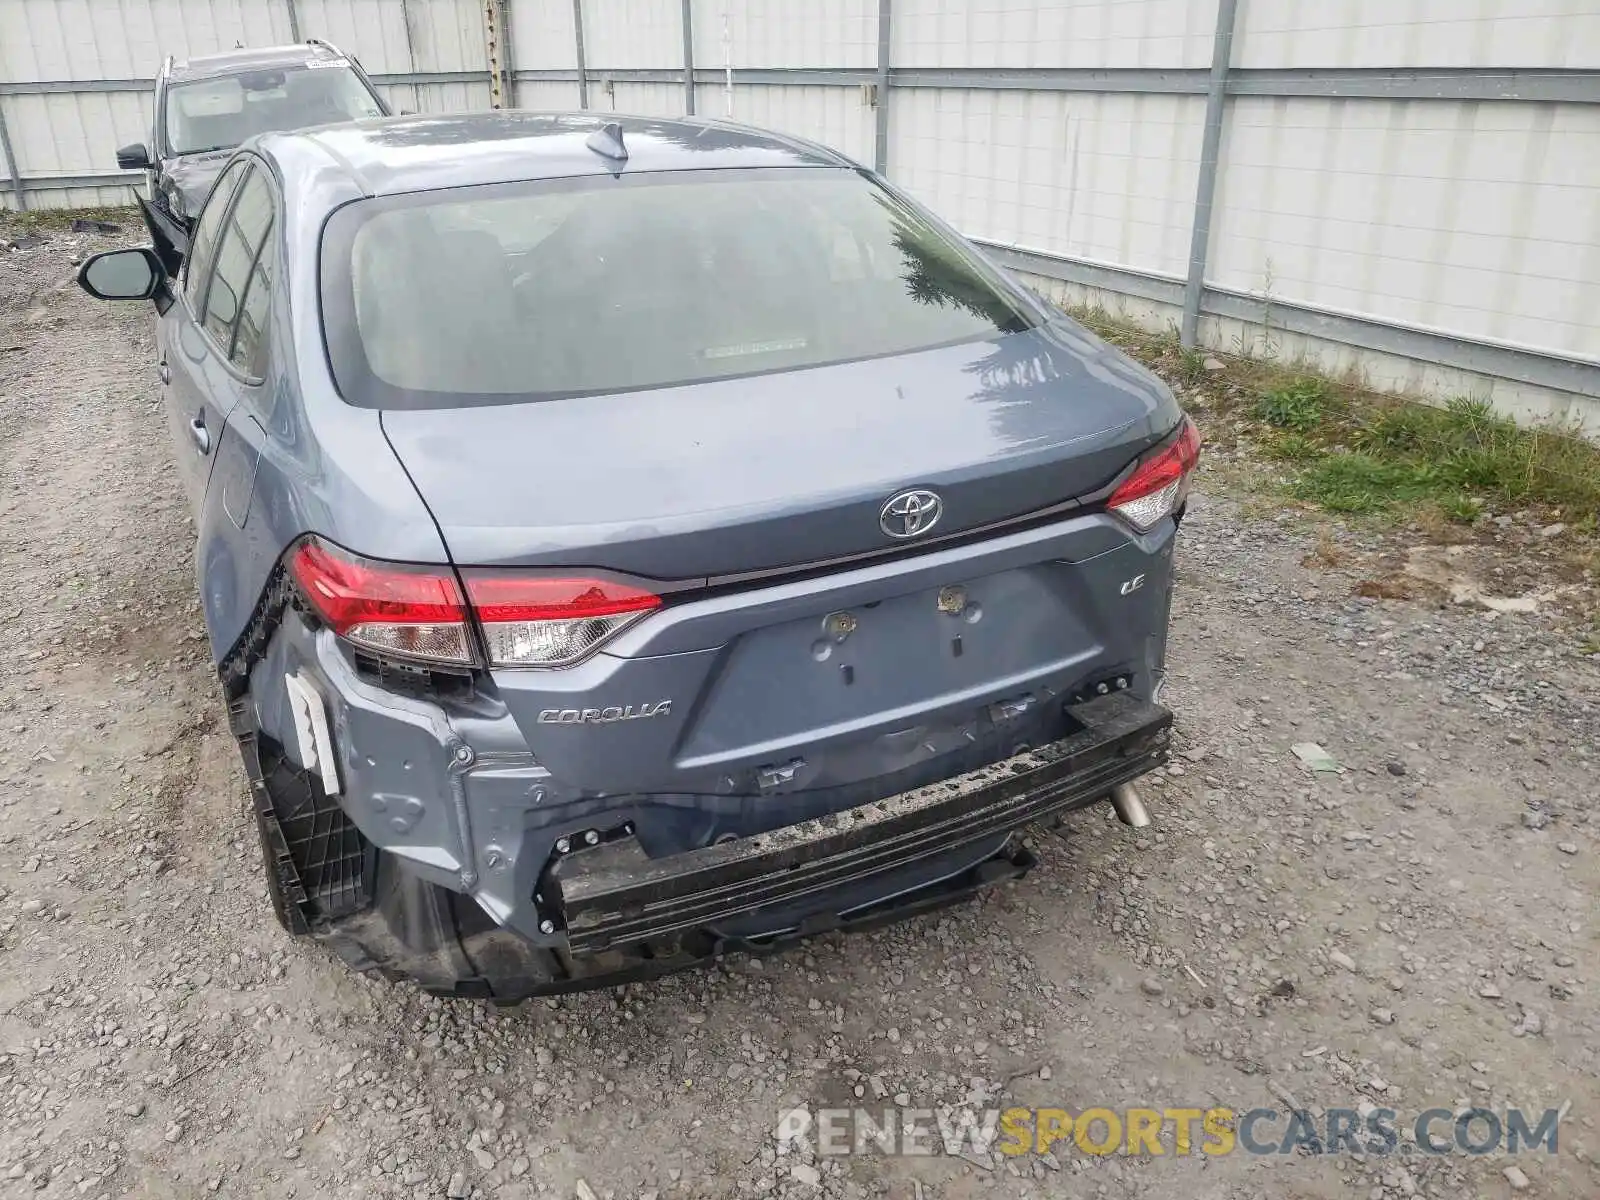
[116,142,153,171]
[78,247,165,302]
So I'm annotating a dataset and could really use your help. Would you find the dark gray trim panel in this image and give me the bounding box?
[1228,67,1600,104]
[891,66,1208,94]
[983,241,1600,398]
[0,71,491,94]
[975,240,1186,308]
[0,78,150,94]
[1204,286,1600,398]
[6,64,1597,102]
[370,70,493,87]
[11,170,143,190]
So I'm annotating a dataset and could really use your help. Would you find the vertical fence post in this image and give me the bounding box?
[1180,0,1239,348]
[873,0,892,174]
[484,0,504,108]
[573,0,589,109]
[284,0,302,42]
[681,0,696,115]
[499,0,518,107]
[0,100,25,212]
[399,0,422,110]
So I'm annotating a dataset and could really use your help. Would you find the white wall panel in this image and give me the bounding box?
[581,0,683,69]
[1235,0,1600,70]
[891,0,1218,69]
[1,0,291,81]
[506,0,579,69]
[514,80,583,109]
[695,83,875,163]
[692,0,877,70]
[1209,97,1600,361]
[592,80,687,116]
[294,0,487,74]
[21,184,138,208]
[4,92,152,177]
[893,87,1202,277]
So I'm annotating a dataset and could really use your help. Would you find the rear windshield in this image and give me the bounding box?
[319,168,1035,409]
[165,63,384,155]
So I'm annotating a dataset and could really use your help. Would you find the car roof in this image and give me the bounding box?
[168,41,351,84]
[257,111,859,199]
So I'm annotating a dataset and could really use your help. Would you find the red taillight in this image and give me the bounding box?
[463,574,661,667]
[285,539,665,669]
[1106,416,1202,532]
[289,539,473,665]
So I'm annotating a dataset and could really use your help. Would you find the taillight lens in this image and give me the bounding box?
[463,575,661,667]
[1107,416,1202,532]
[289,539,474,664]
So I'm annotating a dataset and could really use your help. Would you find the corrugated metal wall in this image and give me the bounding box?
[2,0,1596,426]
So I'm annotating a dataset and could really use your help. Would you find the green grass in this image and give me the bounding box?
[1252,378,1330,432]
[1264,431,1325,463]
[1288,454,1440,513]
[1055,300,1600,527]
[1261,385,1600,521]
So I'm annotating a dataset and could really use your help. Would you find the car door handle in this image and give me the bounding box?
[188,417,211,455]
[158,360,171,385]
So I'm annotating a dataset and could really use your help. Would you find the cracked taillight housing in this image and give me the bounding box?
[1107,416,1202,532]
[461,574,661,668]
[289,538,474,665]
[288,538,662,669]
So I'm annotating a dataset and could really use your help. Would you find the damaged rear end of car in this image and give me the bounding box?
[208,116,1198,1000]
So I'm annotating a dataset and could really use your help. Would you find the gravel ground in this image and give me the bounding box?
[1,225,1596,1200]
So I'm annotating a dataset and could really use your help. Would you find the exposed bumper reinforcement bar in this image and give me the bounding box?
[549,691,1171,954]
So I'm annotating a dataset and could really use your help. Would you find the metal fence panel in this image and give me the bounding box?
[696,81,876,165]
[515,79,584,109]
[893,87,1203,278]
[1234,0,1600,71]
[691,0,877,71]
[0,0,292,81]
[580,0,682,71]
[1209,96,1600,362]
[2,89,150,182]
[588,80,683,116]
[505,0,579,70]
[890,0,1218,69]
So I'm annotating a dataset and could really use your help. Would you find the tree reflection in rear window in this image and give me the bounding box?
[321,168,1035,409]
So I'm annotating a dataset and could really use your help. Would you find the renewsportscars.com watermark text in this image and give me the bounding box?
[775,1105,1562,1159]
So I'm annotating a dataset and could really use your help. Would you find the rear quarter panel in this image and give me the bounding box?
[194,174,452,665]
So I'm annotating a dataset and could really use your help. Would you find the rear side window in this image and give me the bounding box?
[201,165,277,376]
[183,158,248,304]
[320,168,1033,409]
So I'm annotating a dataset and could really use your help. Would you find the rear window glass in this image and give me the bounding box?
[319,169,1034,409]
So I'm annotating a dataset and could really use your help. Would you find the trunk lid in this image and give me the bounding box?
[381,323,1180,580]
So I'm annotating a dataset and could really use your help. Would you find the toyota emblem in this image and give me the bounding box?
[879,489,944,539]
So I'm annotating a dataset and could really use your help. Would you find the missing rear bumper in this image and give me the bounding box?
[548,690,1170,954]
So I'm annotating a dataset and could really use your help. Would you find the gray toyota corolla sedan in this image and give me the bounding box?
[78,112,1197,1000]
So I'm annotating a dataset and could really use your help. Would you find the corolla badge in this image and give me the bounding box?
[879,489,943,539]
[537,701,672,725]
